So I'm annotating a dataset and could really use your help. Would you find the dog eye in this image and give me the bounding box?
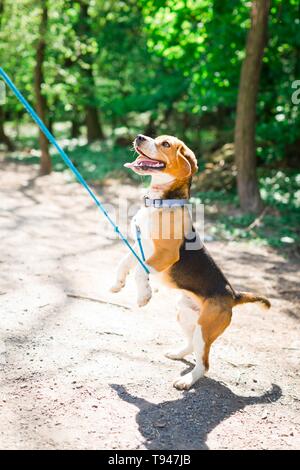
[161,141,170,148]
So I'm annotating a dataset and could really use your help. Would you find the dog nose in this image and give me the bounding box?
[136,134,146,143]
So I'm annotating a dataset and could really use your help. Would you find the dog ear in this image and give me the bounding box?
[177,144,198,177]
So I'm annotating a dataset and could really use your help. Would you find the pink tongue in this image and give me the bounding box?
[124,158,163,168]
[124,158,151,168]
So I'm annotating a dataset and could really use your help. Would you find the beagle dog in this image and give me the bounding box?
[111,134,270,390]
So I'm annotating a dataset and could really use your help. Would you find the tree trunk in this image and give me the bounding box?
[34,0,51,176]
[71,117,81,138]
[144,114,156,137]
[85,104,104,142]
[0,109,14,151]
[48,115,54,135]
[78,1,104,143]
[0,0,14,151]
[234,0,270,213]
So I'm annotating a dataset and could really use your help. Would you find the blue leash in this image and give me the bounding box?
[135,225,146,261]
[0,67,149,274]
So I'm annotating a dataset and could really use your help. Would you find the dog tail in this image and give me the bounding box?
[234,291,271,310]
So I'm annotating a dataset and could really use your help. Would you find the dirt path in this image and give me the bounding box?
[0,160,299,450]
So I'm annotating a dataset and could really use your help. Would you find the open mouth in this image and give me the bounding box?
[124,146,166,171]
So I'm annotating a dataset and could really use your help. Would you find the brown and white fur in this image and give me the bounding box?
[111,134,271,390]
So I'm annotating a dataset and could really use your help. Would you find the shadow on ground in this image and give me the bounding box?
[111,380,282,450]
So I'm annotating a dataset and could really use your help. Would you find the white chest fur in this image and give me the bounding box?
[132,207,155,260]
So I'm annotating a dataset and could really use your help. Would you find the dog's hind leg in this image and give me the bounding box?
[173,324,205,390]
[110,246,138,293]
[165,294,199,360]
[173,298,232,390]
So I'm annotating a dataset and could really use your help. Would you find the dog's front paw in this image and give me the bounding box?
[110,280,125,293]
[137,285,152,307]
[173,374,194,391]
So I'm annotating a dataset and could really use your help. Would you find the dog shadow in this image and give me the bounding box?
[111,379,281,450]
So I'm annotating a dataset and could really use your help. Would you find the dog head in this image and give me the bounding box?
[124,134,198,180]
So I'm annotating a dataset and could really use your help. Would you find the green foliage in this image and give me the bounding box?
[141,0,247,111]
[0,0,299,248]
[194,170,300,251]
[0,0,298,162]
[6,139,131,181]
[257,0,300,164]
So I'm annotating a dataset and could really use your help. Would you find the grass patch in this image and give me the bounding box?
[6,140,139,182]
[193,169,300,252]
